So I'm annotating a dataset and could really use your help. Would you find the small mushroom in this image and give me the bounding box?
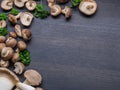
[14,0,28,8]
[6,37,17,48]
[79,0,97,15]
[12,53,20,63]
[25,0,37,11]
[8,14,18,25]
[56,0,69,4]
[0,59,9,68]
[23,69,42,86]
[36,87,43,90]
[22,29,32,41]
[1,47,14,60]
[15,24,22,37]
[0,68,19,90]
[14,62,25,75]
[1,0,13,11]
[17,41,27,51]
[9,31,17,38]
[50,4,62,16]
[0,43,6,53]
[0,36,6,43]
[20,12,34,26]
[62,6,72,18]
[0,20,7,28]
[47,0,55,7]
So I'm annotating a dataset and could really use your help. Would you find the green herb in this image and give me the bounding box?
[19,50,31,65]
[34,4,49,19]
[0,28,8,36]
[10,8,19,15]
[0,13,8,20]
[71,0,83,7]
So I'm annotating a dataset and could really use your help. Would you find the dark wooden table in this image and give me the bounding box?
[1,0,120,90]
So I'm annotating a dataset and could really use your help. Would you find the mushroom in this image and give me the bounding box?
[0,20,7,28]
[50,4,62,16]
[9,32,17,38]
[47,0,55,7]
[17,41,27,51]
[36,87,43,90]
[25,0,37,11]
[23,69,42,86]
[20,12,34,26]
[15,24,22,37]
[0,59,9,68]
[79,0,97,15]
[1,0,13,11]
[62,6,72,18]
[14,0,28,8]
[6,37,17,48]
[56,0,69,4]
[1,47,14,60]
[22,29,32,41]
[0,68,19,90]
[14,62,25,74]
[0,43,6,53]
[0,36,6,43]
[12,53,20,63]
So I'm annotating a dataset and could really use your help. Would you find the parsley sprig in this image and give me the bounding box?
[10,8,19,15]
[0,13,8,20]
[0,28,8,36]
[71,0,83,7]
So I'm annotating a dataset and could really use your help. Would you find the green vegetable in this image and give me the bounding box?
[10,8,19,15]
[71,0,83,7]
[0,28,8,36]
[34,4,49,19]
[0,13,7,20]
[19,50,31,65]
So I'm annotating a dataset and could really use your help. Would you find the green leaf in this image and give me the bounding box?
[0,28,8,36]
[10,8,19,15]
[0,13,8,20]
[71,0,83,7]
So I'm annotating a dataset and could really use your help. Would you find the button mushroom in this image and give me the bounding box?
[23,69,42,86]
[12,53,20,63]
[15,24,22,37]
[0,43,6,53]
[50,4,62,16]
[0,20,7,28]
[62,6,72,18]
[1,0,13,11]
[47,0,55,7]
[9,31,17,38]
[25,0,37,11]
[1,47,14,60]
[0,68,19,90]
[14,62,25,75]
[22,29,32,41]
[79,0,97,15]
[20,12,34,26]
[0,60,9,68]
[0,36,6,43]
[14,0,28,8]
[17,41,27,51]
[6,37,17,48]
[56,0,69,4]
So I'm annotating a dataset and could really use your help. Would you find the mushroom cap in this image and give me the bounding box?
[22,29,32,41]
[14,0,28,8]
[62,6,72,18]
[0,20,7,28]
[24,70,42,86]
[56,0,69,4]
[20,12,33,26]
[79,0,97,15]
[8,14,17,24]
[0,36,6,43]
[25,0,37,11]
[1,0,13,10]
[0,43,6,53]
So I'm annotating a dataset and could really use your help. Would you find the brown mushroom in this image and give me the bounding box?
[0,59,9,68]
[12,53,20,63]
[25,0,37,11]
[0,36,6,43]
[79,0,97,15]
[1,0,13,11]
[22,29,32,41]
[62,6,72,18]
[56,0,69,4]
[0,43,6,53]
[8,14,17,25]
[9,32,17,38]
[0,20,7,28]
[15,24,22,37]
[6,37,17,48]
[36,87,43,90]
[47,0,55,7]
[17,41,27,51]
[14,0,28,8]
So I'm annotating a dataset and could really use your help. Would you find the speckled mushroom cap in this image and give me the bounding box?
[1,0,13,10]
[25,0,37,11]
[24,70,42,86]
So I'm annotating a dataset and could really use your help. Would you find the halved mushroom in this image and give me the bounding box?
[25,0,37,11]
[62,6,72,18]
[0,20,7,28]
[0,60,9,68]
[50,4,62,16]
[0,68,19,90]
[1,0,13,11]
[79,0,97,15]
[20,12,34,26]
[15,24,22,37]
[14,0,28,8]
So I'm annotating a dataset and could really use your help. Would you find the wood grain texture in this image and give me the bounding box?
[1,0,120,90]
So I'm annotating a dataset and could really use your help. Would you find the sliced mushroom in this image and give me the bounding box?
[20,12,33,26]
[9,32,17,38]
[23,70,42,86]
[0,60,9,68]
[14,0,28,8]
[6,37,17,48]
[14,62,25,75]
[0,68,19,90]
[17,41,27,51]
[15,24,22,37]
[1,0,13,11]
[0,43,6,53]
[0,20,7,28]
[25,0,37,11]
[1,47,14,60]
[62,6,72,18]
[22,29,32,41]
[79,0,97,15]
[12,53,20,63]
[50,4,62,16]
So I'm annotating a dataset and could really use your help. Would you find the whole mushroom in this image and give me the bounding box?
[22,29,32,41]
[79,0,97,15]
[0,59,9,68]
[0,43,6,53]
[14,0,28,8]
[9,31,17,38]
[17,41,27,51]
[1,0,13,11]
[0,20,7,28]
[47,0,55,7]
[56,0,69,4]
[0,36,6,43]
[12,53,20,63]
[15,24,22,37]
[6,37,17,48]
[25,0,37,11]
[62,6,72,18]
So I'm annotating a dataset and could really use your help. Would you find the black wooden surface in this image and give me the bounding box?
[1,0,120,90]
